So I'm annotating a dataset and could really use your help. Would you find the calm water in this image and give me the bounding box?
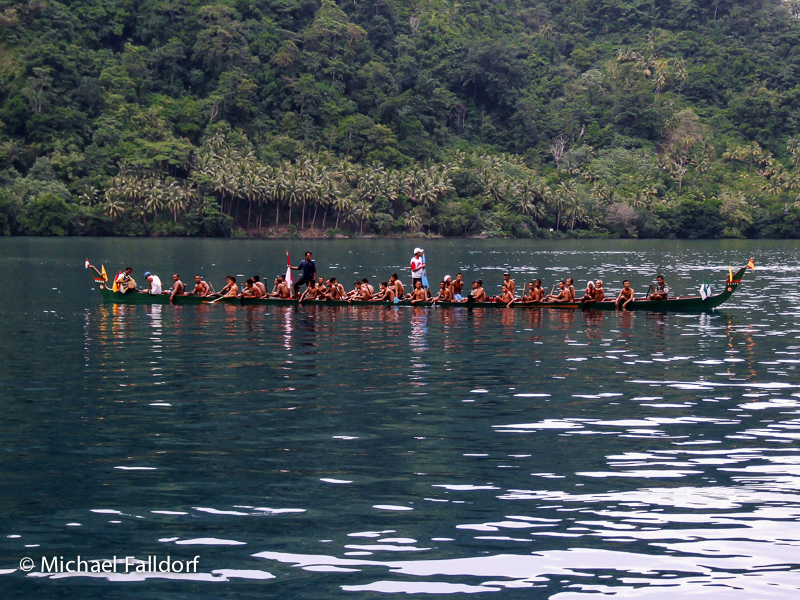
[1,238,800,599]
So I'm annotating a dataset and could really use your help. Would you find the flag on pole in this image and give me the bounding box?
[699,281,712,300]
[728,266,733,283]
[421,253,429,290]
[85,258,90,269]
[285,250,293,287]
[747,258,756,271]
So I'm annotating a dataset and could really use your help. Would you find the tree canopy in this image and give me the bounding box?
[1,0,799,238]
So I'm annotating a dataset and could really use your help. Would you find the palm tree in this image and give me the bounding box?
[348,200,374,235]
[104,197,126,220]
[333,195,353,229]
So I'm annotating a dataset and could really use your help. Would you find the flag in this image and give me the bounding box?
[699,281,712,300]
[101,265,107,282]
[85,258,90,269]
[728,266,733,283]
[285,250,293,287]
[421,253,429,290]
[747,258,756,271]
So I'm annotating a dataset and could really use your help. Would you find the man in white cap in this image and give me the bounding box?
[410,248,425,290]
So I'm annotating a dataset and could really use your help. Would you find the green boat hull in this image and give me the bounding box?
[90,265,749,312]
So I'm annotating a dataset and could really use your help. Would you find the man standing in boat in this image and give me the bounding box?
[650,275,670,300]
[410,248,425,291]
[290,251,316,297]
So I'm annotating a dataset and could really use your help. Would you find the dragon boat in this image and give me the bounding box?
[88,262,752,312]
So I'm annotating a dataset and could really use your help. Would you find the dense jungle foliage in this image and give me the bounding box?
[1,0,800,238]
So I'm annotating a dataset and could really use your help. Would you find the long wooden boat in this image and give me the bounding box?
[88,263,752,312]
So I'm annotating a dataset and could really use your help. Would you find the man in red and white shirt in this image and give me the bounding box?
[410,248,425,290]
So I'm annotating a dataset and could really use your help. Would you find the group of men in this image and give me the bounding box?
[112,246,672,309]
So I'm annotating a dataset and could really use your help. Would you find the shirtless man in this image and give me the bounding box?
[324,278,344,300]
[169,273,185,301]
[519,281,536,304]
[373,281,396,302]
[566,278,576,301]
[361,278,375,296]
[252,275,266,297]
[389,273,405,299]
[531,279,545,303]
[503,272,515,296]
[317,277,328,296]
[189,275,210,296]
[453,273,464,298]
[221,276,238,298]
[272,275,291,299]
[470,279,486,303]
[616,280,634,309]
[409,280,428,305]
[499,284,514,307]
[299,281,322,303]
[242,279,258,298]
[546,281,570,303]
[431,281,453,303]
[349,281,372,302]
[595,280,605,301]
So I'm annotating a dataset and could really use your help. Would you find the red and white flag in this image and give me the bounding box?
[285,250,293,287]
[85,258,90,269]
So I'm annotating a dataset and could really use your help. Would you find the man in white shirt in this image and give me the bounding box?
[144,271,162,295]
[410,248,425,290]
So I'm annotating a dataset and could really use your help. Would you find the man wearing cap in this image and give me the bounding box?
[145,271,162,295]
[410,248,425,291]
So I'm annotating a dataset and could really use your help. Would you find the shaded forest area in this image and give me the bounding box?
[1,0,800,238]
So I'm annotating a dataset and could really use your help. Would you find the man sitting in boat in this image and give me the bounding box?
[462,279,486,303]
[431,280,454,303]
[517,281,536,304]
[594,280,605,301]
[615,280,634,309]
[650,275,670,300]
[531,280,545,302]
[324,277,346,300]
[144,272,162,295]
[546,281,571,303]
[114,267,137,294]
[389,273,405,300]
[271,275,291,299]
[220,276,238,298]
[299,281,324,303]
[189,275,210,296]
[252,275,266,297]
[453,273,464,299]
[503,272,515,296]
[349,281,372,302]
[373,281,396,302]
[498,284,514,307]
[169,274,185,301]
[409,280,428,304]
[242,278,265,298]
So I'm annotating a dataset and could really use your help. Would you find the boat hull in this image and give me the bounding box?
[90,265,749,312]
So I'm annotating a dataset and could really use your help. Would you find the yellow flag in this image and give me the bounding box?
[101,265,108,282]
[728,267,733,282]
[747,258,755,271]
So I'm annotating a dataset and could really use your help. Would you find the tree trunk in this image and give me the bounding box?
[312,203,319,229]
[322,206,328,231]
[247,200,252,230]
[301,201,305,230]
[275,201,280,229]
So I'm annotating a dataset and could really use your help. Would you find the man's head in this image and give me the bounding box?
[125,267,133,275]
[566,278,573,286]
[657,275,664,285]
[414,247,423,256]
[362,278,369,284]
[535,279,542,286]
[330,277,337,284]
[444,275,452,284]
[476,279,483,287]
[415,281,422,289]
[501,284,508,292]
[471,281,478,289]
[559,280,566,289]
[277,275,284,283]
[195,275,202,283]
[173,273,180,281]
[227,276,236,284]
[440,281,446,290]
[144,271,151,279]
[246,278,254,287]
[596,280,603,287]
[390,273,398,282]
[503,272,510,280]
[253,275,260,283]
[456,272,463,280]
[623,280,630,288]
[305,251,312,259]
[381,281,388,290]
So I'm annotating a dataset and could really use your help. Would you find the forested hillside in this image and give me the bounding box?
[1,0,800,237]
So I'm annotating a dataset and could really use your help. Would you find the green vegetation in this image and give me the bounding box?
[1,0,800,238]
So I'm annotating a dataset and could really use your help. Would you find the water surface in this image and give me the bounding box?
[1,238,799,598]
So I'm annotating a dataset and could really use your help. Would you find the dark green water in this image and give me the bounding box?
[1,238,800,599]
